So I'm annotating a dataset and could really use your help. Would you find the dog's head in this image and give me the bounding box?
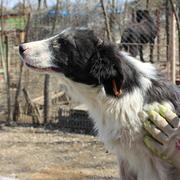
[136,10,152,23]
[19,27,139,97]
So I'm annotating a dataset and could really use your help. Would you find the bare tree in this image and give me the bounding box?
[100,0,112,41]
[38,0,48,10]
[109,0,116,42]
[44,0,48,8]
[51,0,60,34]
[38,0,41,10]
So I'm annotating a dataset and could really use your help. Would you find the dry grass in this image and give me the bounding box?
[0,125,118,180]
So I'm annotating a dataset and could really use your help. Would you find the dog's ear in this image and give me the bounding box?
[90,44,124,98]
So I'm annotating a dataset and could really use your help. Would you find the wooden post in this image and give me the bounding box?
[5,35,11,122]
[169,0,180,77]
[44,74,50,124]
[23,88,41,124]
[156,9,160,62]
[166,0,170,63]
[169,8,176,84]
[43,0,60,125]
[0,37,6,81]
[13,13,31,122]
[0,1,6,81]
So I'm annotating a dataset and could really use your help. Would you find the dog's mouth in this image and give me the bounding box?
[25,63,61,73]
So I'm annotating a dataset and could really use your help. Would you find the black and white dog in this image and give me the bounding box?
[19,27,180,180]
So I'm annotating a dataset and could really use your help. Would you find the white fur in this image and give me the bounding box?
[121,52,157,80]
[20,38,54,69]
[57,54,177,180]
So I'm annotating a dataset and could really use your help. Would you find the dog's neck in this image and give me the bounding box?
[60,75,149,147]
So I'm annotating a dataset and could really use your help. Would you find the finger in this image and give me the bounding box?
[144,136,168,160]
[144,120,169,145]
[159,105,180,128]
[148,110,174,136]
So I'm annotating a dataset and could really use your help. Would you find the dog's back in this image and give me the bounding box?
[121,10,157,58]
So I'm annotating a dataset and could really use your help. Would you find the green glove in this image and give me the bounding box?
[143,104,180,169]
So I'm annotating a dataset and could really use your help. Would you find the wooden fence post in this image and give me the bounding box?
[44,74,50,124]
[43,0,60,125]
[13,13,31,122]
[23,88,41,124]
[5,35,11,122]
[156,9,160,62]
[169,0,180,77]
[169,8,176,84]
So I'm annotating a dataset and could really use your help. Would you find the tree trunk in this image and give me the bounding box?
[100,0,112,41]
[38,0,41,10]
[51,0,60,34]
[12,13,31,122]
[44,0,48,8]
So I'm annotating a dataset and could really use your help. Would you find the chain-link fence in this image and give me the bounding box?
[0,0,179,130]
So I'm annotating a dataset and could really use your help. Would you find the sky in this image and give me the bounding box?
[3,0,56,8]
[3,0,133,8]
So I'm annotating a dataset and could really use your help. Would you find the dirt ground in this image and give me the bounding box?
[0,125,118,180]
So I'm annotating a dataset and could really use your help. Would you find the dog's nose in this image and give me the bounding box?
[19,44,26,55]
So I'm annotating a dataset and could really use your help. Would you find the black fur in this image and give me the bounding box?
[50,28,179,115]
[121,10,157,63]
[145,78,180,116]
[50,28,141,97]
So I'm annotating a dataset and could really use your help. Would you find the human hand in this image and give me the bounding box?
[143,104,180,169]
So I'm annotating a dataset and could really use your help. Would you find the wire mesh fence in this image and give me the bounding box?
[0,0,179,130]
